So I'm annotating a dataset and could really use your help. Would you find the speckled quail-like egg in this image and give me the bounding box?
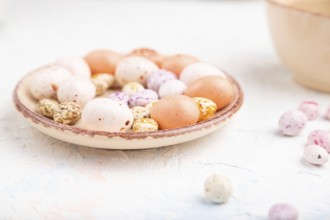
[30,66,71,100]
[180,62,226,85]
[158,79,187,98]
[128,89,158,107]
[278,110,307,136]
[132,118,159,132]
[57,76,96,107]
[36,98,59,118]
[53,102,82,125]
[130,106,150,120]
[81,98,133,132]
[122,82,145,96]
[145,100,158,112]
[92,73,115,96]
[268,203,299,220]
[115,56,159,86]
[55,56,91,78]
[303,145,329,165]
[108,91,130,105]
[204,174,232,204]
[193,97,217,122]
[298,101,319,120]
[146,69,176,92]
[307,130,330,152]
[128,48,164,66]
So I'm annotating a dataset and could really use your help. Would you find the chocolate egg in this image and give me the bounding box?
[160,54,199,77]
[128,48,163,66]
[85,49,123,75]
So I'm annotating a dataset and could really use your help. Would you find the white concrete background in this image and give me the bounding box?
[0,0,330,219]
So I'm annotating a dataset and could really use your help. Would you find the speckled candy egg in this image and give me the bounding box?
[36,98,59,118]
[145,100,158,112]
[92,73,115,96]
[160,54,199,77]
[158,79,187,98]
[298,101,319,120]
[115,56,159,86]
[204,174,232,204]
[128,89,158,107]
[57,76,96,107]
[81,98,133,132]
[132,118,159,132]
[122,82,145,96]
[278,110,307,136]
[55,56,91,78]
[130,106,150,120]
[268,203,299,220]
[108,91,129,105]
[180,62,226,85]
[85,49,123,75]
[30,66,71,100]
[303,145,329,165]
[146,69,176,92]
[307,130,330,152]
[128,48,163,66]
[53,102,82,125]
[193,97,217,122]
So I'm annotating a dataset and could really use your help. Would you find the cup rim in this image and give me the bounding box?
[267,0,330,19]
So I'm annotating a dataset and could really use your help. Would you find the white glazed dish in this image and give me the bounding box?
[13,69,243,150]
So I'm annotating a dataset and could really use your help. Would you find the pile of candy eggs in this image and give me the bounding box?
[31,48,235,132]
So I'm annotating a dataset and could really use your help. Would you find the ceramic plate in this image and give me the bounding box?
[13,69,244,149]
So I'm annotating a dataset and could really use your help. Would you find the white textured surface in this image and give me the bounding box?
[1,0,330,219]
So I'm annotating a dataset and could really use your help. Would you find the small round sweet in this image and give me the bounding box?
[132,118,159,132]
[193,97,217,122]
[130,106,150,120]
[122,82,145,96]
[30,66,71,100]
[128,48,163,66]
[57,76,96,107]
[268,203,299,220]
[158,79,187,98]
[298,101,319,120]
[326,107,330,120]
[145,100,159,112]
[184,76,234,110]
[160,54,199,77]
[108,91,129,105]
[55,56,91,78]
[36,98,59,118]
[278,110,307,136]
[81,98,133,132]
[92,73,115,96]
[146,69,176,92]
[115,56,159,86]
[85,49,123,75]
[128,89,159,107]
[180,62,226,85]
[307,130,330,152]
[53,102,82,125]
[204,174,232,204]
[303,145,329,165]
[150,95,200,129]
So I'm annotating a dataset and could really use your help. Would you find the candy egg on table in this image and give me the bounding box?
[130,106,150,120]
[268,203,299,220]
[132,118,159,132]
[36,98,59,118]
[204,174,233,204]
[146,69,176,92]
[53,102,82,125]
[92,73,115,96]
[307,130,330,152]
[278,110,307,136]
[128,47,163,66]
[81,98,133,132]
[150,95,199,129]
[184,75,234,110]
[57,76,96,107]
[122,82,145,96]
[160,54,199,77]
[298,101,319,120]
[30,66,71,100]
[55,56,91,78]
[158,79,187,98]
[303,145,329,166]
[85,49,123,75]
[128,89,158,107]
[115,56,159,86]
[193,97,217,122]
[108,91,130,105]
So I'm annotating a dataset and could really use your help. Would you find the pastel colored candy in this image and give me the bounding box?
[146,69,176,91]
[132,118,159,132]
[298,101,319,120]
[193,97,217,122]
[36,98,59,118]
[307,130,330,152]
[204,174,232,204]
[128,89,158,107]
[53,102,82,125]
[130,106,150,120]
[108,91,129,105]
[278,110,307,136]
[303,145,329,165]
[268,203,299,220]
[122,82,145,96]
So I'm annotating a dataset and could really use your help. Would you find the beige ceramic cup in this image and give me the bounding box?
[267,0,330,92]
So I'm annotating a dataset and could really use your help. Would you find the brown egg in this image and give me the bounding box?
[85,49,123,75]
[184,76,234,110]
[128,47,163,66]
[160,54,199,77]
[150,95,199,130]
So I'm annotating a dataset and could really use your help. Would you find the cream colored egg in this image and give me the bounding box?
[55,56,91,78]
[158,79,187,98]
